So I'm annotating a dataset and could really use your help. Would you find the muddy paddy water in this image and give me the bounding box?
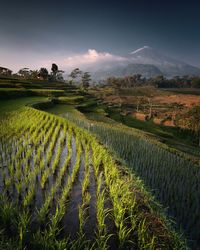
[0,128,117,248]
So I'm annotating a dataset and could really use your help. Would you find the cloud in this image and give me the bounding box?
[63,49,126,69]
[41,49,126,71]
[37,49,130,78]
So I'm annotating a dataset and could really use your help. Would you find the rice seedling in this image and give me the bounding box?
[64,107,199,249]
[0,106,188,249]
[15,210,30,248]
[78,204,85,235]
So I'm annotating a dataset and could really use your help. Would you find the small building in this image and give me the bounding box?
[0,67,12,76]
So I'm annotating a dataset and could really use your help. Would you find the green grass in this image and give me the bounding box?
[0,88,65,99]
[55,95,85,104]
[0,106,186,249]
[77,99,98,111]
[44,99,200,160]
[42,101,199,249]
[46,104,83,116]
[0,83,198,248]
[64,93,199,157]
[109,110,191,139]
[107,110,200,156]
[85,112,118,124]
[0,97,47,116]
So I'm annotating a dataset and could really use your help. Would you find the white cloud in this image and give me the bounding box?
[39,49,127,74]
[62,49,126,69]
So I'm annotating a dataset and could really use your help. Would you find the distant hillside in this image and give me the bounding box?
[128,46,200,77]
[92,63,162,79]
[64,46,200,80]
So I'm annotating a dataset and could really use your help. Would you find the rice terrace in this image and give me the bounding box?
[0,1,200,249]
[0,72,199,250]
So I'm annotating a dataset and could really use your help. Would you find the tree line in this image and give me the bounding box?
[10,64,64,82]
[2,64,92,89]
[106,75,200,88]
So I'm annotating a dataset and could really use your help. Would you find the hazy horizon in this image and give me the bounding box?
[1,0,200,72]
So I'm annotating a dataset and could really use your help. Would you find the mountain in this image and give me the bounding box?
[92,63,162,79]
[128,46,200,77]
[65,46,200,80]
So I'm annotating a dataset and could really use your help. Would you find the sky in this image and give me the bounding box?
[0,0,200,72]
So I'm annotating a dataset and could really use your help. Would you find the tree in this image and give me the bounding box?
[69,68,82,84]
[186,106,200,146]
[191,77,200,88]
[107,77,121,94]
[69,68,82,79]
[18,68,30,79]
[136,97,145,112]
[57,70,65,81]
[29,70,39,79]
[0,67,12,76]
[81,72,91,89]
[51,63,58,75]
[148,97,153,119]
[50,63,64,81]
[50,63,58,80]
[38,68,49,80]
[150,75,166,88]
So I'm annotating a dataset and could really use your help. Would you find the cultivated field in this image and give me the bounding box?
[47,103,199,249]
[0,80,199,249]
[0,104,186,249]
